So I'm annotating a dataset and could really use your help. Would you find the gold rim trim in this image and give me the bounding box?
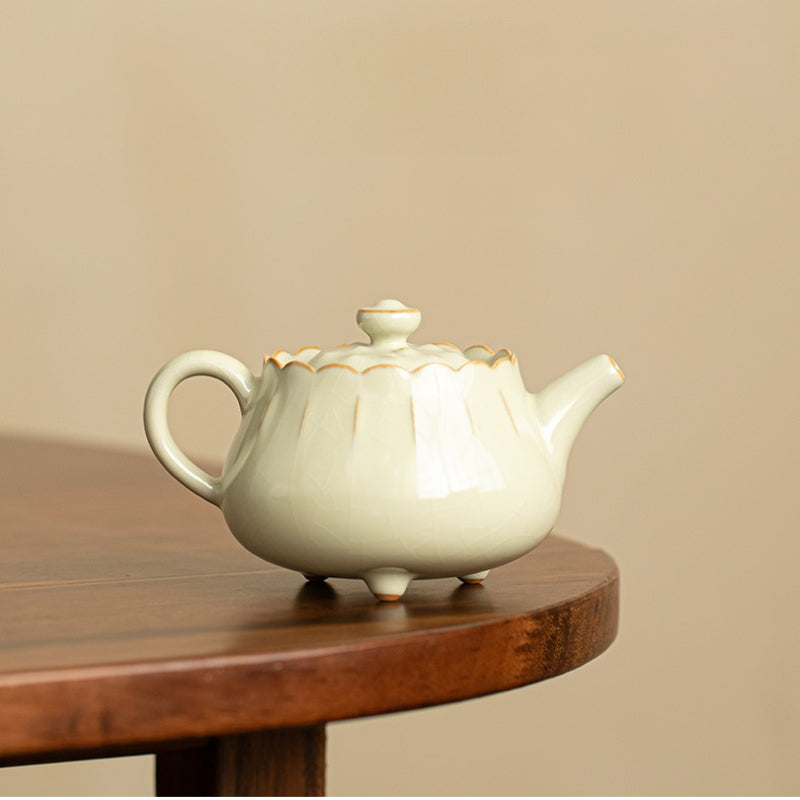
[286,360,315,373]
[265,346,321,364]
[608,355,625,382]
[318,362,359,374]
[466,344,494,353]
[264,345,516,374]
[266,355,517,374]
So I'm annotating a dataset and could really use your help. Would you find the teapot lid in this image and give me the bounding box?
[307,299,471,372]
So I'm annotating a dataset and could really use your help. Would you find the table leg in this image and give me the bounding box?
[155,725,326,796]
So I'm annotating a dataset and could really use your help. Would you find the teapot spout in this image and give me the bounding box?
[534,354,625,476]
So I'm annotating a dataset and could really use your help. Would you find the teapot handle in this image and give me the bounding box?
[143,350,257,506]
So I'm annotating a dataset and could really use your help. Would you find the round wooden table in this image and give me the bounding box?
[0,436,618,796]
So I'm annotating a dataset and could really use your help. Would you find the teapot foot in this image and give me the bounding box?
[459,570,489,585]
[363,568,413,602]
[302,573,329,583]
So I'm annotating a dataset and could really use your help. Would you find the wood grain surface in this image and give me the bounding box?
[155,726,325,796]
[0,436,618,762]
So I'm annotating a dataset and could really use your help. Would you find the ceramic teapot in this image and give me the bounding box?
[144,299,624,600]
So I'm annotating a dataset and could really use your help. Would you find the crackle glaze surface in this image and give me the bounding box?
[143,300,624,600]
[222,347,560,584]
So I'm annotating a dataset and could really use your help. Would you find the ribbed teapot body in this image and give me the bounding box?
[220,355,561,579]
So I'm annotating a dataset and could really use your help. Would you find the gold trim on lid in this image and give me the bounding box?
[363,363,408,372]
[318,362,359,374]
[263,348,516,374]
[466,344,494,354]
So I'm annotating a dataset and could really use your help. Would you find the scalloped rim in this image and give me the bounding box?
[263,345,517,374]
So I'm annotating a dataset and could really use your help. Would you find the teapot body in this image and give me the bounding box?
[220,353,562,587]
[143,300,624,600]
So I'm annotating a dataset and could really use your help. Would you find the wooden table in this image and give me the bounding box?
[0,436,618,796]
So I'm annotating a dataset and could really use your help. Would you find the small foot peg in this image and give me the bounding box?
[363,569,413,601]
[458,570,489,585]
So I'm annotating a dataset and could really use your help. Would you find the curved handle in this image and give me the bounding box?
[143,350,257,506]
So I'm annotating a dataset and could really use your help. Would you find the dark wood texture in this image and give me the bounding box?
[155,726,325,797]
[0,435,618,765]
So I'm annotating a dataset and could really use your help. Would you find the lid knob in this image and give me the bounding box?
[357,299,421,350]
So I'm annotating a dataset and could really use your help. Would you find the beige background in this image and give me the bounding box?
[1,0,798,795]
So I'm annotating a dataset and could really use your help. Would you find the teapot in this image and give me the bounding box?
[144,300,624,600]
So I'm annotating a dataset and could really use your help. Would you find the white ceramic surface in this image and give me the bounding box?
[144,300,624,600]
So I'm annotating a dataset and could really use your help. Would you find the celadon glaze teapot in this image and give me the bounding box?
[144,300,624,600]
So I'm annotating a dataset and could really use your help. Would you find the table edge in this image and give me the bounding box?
[0,561,618,761]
